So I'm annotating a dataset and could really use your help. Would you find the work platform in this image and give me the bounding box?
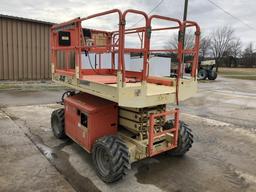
[53,71,197,108]
[50,9,200,108]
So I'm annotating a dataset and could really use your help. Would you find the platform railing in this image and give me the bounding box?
[182,21,201,78]
[51,9,200,91]
[148,108,180,157]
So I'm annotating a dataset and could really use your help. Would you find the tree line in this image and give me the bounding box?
[165,26,255,71]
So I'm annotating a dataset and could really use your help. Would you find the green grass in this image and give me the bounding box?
[0,81,67,91]
[0,84,19,90]
[218,68,256,80]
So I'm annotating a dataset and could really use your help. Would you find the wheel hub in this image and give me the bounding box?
[52,116,60,135]
[96,147,111,176]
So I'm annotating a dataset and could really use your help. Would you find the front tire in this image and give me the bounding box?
[198,69,208,80]
[208,70,217,80]
[164,121,193,156]
[92,136,129,183]
[51,108,66,139]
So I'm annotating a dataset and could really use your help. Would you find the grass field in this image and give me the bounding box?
[0,81,66,90]
[218,68,256,80]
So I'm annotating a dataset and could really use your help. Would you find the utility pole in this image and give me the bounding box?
[181,0,189,76]
[183,0,188,48]
[183,0,189,23]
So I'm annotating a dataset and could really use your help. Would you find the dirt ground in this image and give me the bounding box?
[0,76,256,192]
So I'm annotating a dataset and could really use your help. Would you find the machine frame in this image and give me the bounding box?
[50,9,200,183]
[50,9,200,108]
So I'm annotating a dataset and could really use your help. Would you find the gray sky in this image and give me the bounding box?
[1,0,255,48]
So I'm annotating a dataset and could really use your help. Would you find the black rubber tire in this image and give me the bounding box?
[164,120,193,156]
[51,108,66,139]
[92,136,129,183]
[198,69,208,80]
[208,70,217,80]
[185,66,192,73]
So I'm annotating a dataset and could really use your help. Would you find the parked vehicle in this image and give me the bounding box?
[185,60,217,80]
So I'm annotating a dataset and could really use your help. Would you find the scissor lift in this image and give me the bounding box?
[50,9,200,183]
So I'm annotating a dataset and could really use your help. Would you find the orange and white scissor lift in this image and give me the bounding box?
[50,9,200,183]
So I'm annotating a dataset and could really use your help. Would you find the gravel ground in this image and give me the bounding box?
[0,76,256,192]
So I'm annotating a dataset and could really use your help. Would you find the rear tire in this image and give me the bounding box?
[185,66,191,73]
[198,69,208,80]
[208,70,217,80]
[51,108,66,139]
[92,136,129,183]
[164,121,193,156]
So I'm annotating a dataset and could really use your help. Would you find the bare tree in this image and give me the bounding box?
[165,30,194,50]
[243,42,254,57]
[210,26,235,71]
[229,38,242,59]
[165,31,211,60]
[200,36,211,59]
[223,38,242,67]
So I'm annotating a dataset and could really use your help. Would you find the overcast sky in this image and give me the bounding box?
[1,0,255,48]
